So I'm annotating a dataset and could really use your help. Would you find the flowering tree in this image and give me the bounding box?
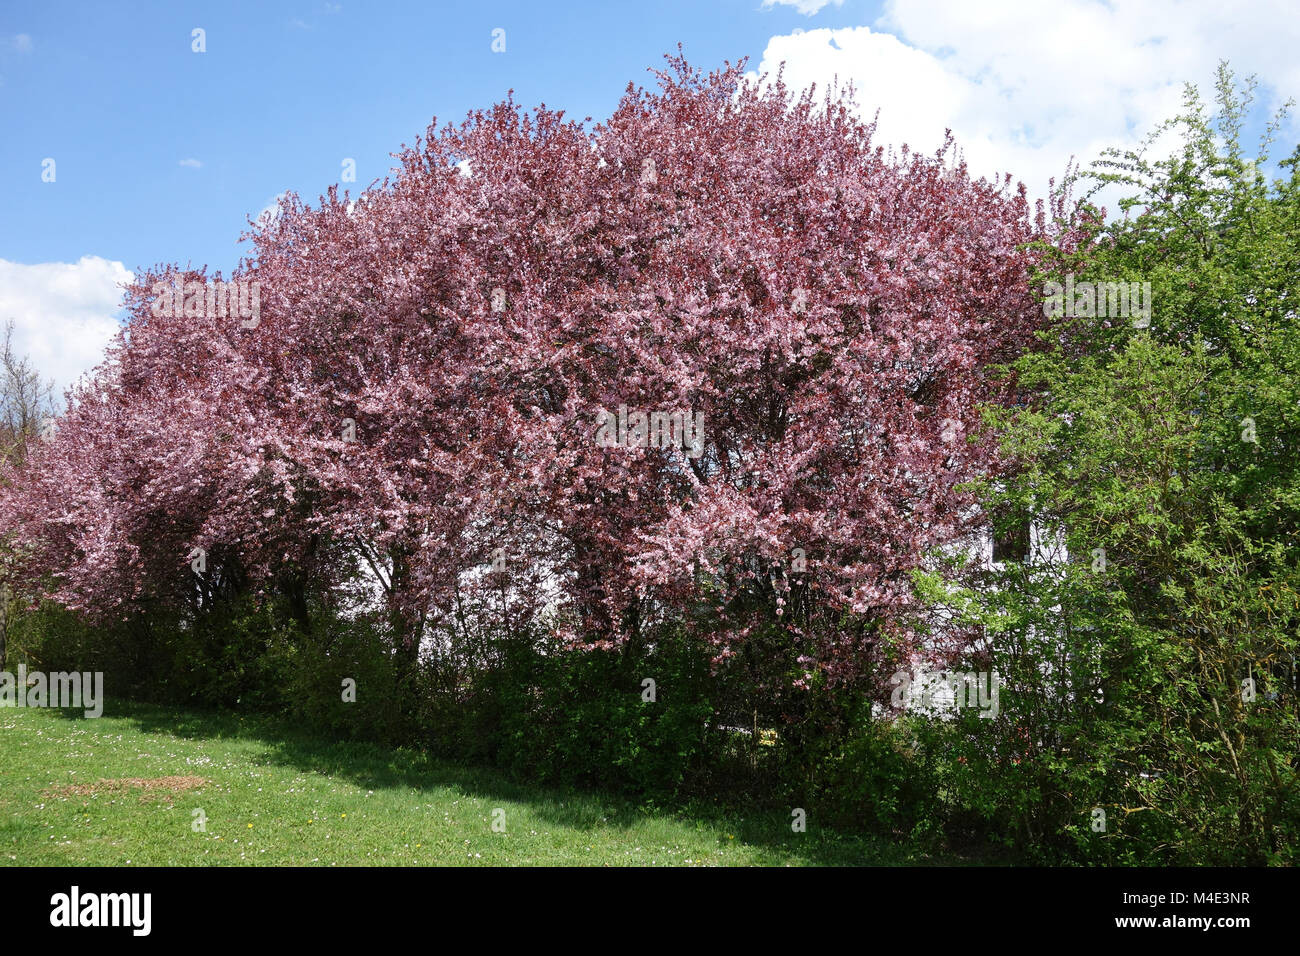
[0,53,1064,697]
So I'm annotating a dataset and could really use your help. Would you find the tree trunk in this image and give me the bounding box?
[0,581,8,672]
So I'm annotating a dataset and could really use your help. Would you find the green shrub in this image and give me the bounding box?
[492,633,716,799]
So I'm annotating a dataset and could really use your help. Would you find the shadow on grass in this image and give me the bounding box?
[42,700,991,866]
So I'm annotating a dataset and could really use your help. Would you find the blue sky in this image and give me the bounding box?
[4,0,874,275]
[3,0,1299,396]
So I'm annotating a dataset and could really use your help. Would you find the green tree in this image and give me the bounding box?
[928,63,1300,864]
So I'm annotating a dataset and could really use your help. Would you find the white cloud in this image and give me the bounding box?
[0,256,130,403]
[762,0,844,15]
[256,191,290,227]
[751,0,1300,209]
[179,158,203,168]
[6,34,33,54]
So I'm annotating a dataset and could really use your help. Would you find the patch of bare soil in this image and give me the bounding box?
[45,776,208,802]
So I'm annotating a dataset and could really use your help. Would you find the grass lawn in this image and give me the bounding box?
[1,701,973,866]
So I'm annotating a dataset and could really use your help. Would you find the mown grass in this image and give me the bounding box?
[1,700,976,866]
